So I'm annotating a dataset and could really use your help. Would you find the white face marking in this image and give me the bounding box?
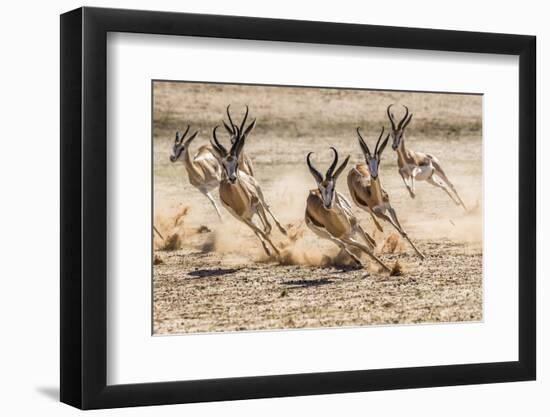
[367,157,379,178]
[318,181,335,208]
[391,131,402,150]
[170,143,185,162]
[222,156,239,183]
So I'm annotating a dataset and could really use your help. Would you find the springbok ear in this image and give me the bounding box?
[186,130,199,143]
[223,121,234,135]
[333,155,351,180]
[175,131,181,143]
[356,127,370,158]
[402,114,413,130]
[209,140,224,159]
[377,134,390,157]
[243,119,256,137]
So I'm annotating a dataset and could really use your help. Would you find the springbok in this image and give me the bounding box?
[348,127,425,260]
[169,125,223,219]
[387,104,467,211]
[222,105,255,177]
[305,147,390,271]
[210,109,287,257]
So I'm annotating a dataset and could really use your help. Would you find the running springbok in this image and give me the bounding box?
[210,109,287,257]
[305,147,390,271]
[387,104,467,211]
[169,125,223,218]
[222,105,255,177]
[348,127,425,260]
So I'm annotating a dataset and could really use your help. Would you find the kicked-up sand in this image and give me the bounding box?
[152,81,483,335]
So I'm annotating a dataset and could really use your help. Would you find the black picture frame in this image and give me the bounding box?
[60,6,536,410]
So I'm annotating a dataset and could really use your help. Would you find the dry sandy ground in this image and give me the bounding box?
[152,82,483,335]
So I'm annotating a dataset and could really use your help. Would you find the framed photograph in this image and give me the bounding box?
[60,6,536,409]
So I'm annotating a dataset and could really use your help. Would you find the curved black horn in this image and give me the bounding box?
[230,125,241,145]
[333,154,351,180]
[239,105,249,135]
[402,112,413,130]
[226,105,236,132]
[387,104,397,130]
[223,120,234,135]
[233,133,247,157]
[374,126,385,155]
[177,125,191,143]
[398,105,409,129]
[306,152,323,183]
[356,127,371,156]
[212,125,227,155]
[326,147,339,179]
[230,134,241,156]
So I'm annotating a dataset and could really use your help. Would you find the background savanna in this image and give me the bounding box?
[153,81,482,335]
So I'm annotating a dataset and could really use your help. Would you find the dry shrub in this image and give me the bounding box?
[153,254,164,265]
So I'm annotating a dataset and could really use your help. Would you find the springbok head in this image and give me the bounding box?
[356,126,390,180]
[387,104,413,150]
[211,105,256,184]
[170,125,199,162]
[307,147,350,209]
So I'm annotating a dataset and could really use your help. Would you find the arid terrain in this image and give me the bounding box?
[152,81,483,335]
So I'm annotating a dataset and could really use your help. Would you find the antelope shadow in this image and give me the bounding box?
[283,277,333,288]
[187,268,241,278]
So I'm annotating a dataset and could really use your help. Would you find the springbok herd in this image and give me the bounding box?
[166,104,467,272]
